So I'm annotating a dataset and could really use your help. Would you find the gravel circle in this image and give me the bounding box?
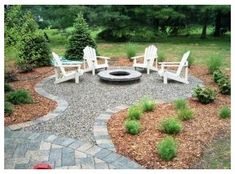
[25,67,203,143]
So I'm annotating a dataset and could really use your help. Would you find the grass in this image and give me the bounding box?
[219,106,231,119]
[160,117,182,134]
[5,28,231,70]
[174,99,187,110]
[157,136,177,161]
[124,120,141,135]
[178,108,194,121]
[194,133,230,169]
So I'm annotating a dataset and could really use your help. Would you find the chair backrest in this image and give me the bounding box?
[143,45,157,66]
[83,46,97,68]
[176,51,190,76]
[52,52,66,75]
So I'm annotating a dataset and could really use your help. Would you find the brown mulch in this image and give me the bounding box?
[108,57,134,67]
[107,65,231,169]
[4,67,57,126]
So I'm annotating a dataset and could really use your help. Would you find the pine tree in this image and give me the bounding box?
[65,13,96,60]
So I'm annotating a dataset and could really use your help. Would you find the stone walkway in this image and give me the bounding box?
[5,74,144,169]
[5,128,143,169]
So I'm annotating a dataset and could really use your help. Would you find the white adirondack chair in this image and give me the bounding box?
[83,46,110,75]
[158,51,190,84]
[132,45,158,74]
[52,52,83,84]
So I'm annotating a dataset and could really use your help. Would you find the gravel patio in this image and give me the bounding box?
[25,67,202,143]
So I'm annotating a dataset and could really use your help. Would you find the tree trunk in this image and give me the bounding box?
[201,12,208,39]
[214,11,222,37]
[201,24,207,39]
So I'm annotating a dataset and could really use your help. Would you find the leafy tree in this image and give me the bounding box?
[5,5,38,47]
[199,6,214,39]
[65,13,96,60]
[213,6,230,37]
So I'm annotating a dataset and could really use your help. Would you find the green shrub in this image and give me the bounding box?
[128,105,142,120]
[65,13,96,60]
[218,77,231,95]
[5,83,14,93]
[160,117,182,134]
[4,71,18,82]
[219,106,231,119]
[178,108,194,121]
[6,89,33,104]
[207,55,222,74]
[213,69,224,83]
[140,97,155,112]
[174,99,187,110]
[157,136,177,161]
[124,120,141,135]
[126,43,136,60]
[4,101,14,115]
[158,52,165,62]
[192,86,216,104]
[17,31,51,72]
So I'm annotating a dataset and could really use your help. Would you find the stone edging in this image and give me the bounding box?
[7,75,68,131]
[93,105,129,152]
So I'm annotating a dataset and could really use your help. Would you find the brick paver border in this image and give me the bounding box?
[7,75,68,131]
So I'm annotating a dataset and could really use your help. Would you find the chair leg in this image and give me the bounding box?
[92,68,95,75]
[163,75,167,84]
[75,73,79,83]
[147,68,150,75]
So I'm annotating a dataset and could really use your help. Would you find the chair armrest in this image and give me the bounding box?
[161,64,180,67]
[97,56,110,59]
[131,55,144,59]
[159,62,181,65]
[55,64,81,68]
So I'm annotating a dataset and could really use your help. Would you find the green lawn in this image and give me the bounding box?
[193,133,231,169]
[5,28,231,69]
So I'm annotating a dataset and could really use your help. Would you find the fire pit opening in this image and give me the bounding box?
[109,71,130,76]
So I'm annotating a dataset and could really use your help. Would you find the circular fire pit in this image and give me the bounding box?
[97,69,142,82]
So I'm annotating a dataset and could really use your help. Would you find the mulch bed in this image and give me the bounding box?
[107,65,231,169]
[4,67,57,126]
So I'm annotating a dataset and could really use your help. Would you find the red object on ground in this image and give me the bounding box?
[33,163,52,169]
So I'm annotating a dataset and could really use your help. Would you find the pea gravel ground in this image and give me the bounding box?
[25,67,202,143]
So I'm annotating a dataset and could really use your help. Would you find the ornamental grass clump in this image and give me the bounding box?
[160,117,182,134]
[207,55,222,74]
[124,120,141,135]
[6,89,33,105]
[5,83,14,93]
[140,97,155,112]
[157,136,177,161]
[158,52,165,62]
[4,101,14,115]
[128,104,142,120]
[174,99,187,110]
[219,106,231,119]
[126,43,136,60]
[177,108,194,121]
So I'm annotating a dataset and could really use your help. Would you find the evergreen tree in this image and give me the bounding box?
[65,13,96,60]
[17,31,51,72]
